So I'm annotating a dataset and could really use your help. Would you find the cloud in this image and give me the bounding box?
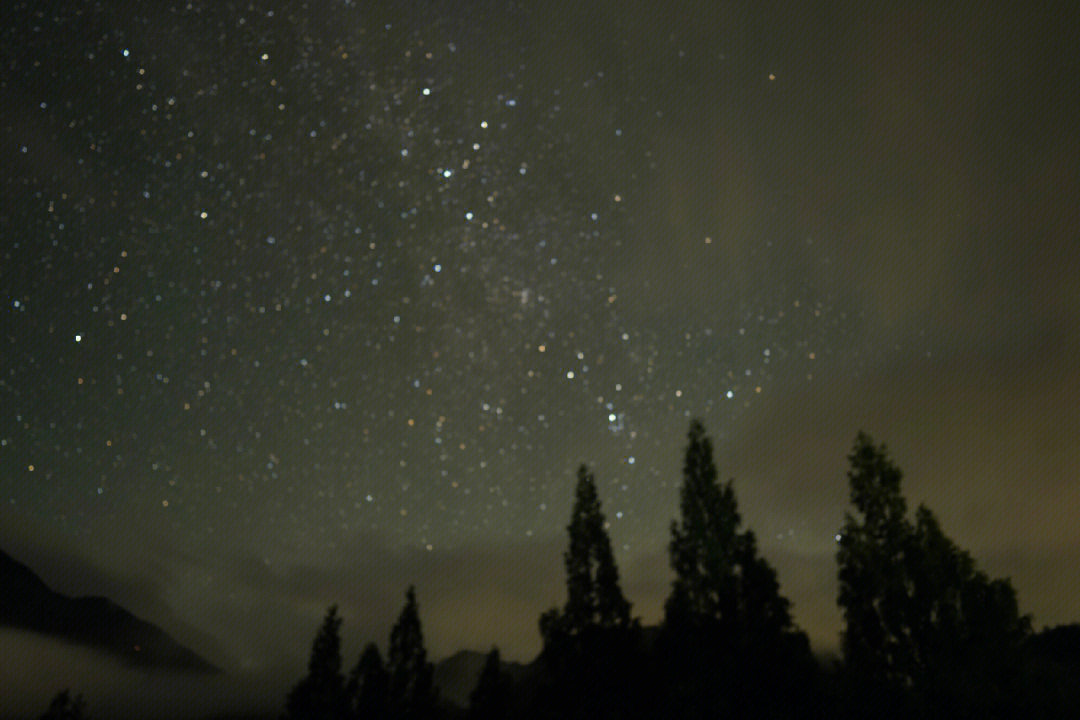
[0,507,238,670]
[0,629,280,720]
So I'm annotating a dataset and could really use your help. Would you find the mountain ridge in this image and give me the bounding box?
[431,648,531,708]
[0,547,218,673]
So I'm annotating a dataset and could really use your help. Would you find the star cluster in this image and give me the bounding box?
[2,1,841,559]
[5,1,1079,671]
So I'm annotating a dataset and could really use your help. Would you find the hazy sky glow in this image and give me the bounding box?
[2,1,1079,715]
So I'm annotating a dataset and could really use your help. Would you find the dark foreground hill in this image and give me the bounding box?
[0,548,217,673]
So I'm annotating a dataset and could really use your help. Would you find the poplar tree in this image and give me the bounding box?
[386,586,436,720]
[538,465,642,720]
[39,691,86,720]
[469,647,511,720]
[540,464,631,645]
[286,605,347,720]
[837,432,1030,717]
[662,420,811,720]
[347,642,388,720]
[666,419,795,640]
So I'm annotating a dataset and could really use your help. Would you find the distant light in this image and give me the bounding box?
[726,390,734,399]
[122,48,130,57]
[566,370,575,379]
[422,87,431,96]
[74,334,82,342]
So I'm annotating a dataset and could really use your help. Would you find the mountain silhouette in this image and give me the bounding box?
[432,649,529,708]
[0,548,218,673]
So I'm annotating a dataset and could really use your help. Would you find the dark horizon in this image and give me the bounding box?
[0,422,1072,718]
[3,1,1079,716]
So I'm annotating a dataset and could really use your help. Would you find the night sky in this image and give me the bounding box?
[2,1,1079,715]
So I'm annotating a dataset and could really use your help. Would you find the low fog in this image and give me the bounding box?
[0,629,287,720]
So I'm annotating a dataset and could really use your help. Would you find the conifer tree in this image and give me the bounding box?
[661,420,812,720]
[541,464,631,644]
[39,691,86,720]
[286,605,347,720]
[347,642,388,720]
[667,419,740,627]
[386,586,436,720]
[837,432,1031,717]
[665,419,795,639]
[469,647,511,720]
[538,465,643,720]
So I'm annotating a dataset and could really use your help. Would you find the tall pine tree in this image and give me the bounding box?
[469,647,511,720]
[386,586,436,720]
[286,605,347,720]
[346,642,388,720]
[665,419,796,640]
[39,691,86,720]
[837,432,1030,718]
[535,465,644,720]
[662,420,813,720]
[540,464,631,645]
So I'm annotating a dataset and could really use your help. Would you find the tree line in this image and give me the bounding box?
[279,420,1080,720]
[39,421,1079,720]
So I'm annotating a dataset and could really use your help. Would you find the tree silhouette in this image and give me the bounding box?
[835,432,911,715]
[347,642,388,720]
[535,464,644,720]
[666,419,740,627]
[468,647,511,720]
[39,691,86,720]
[837,432,1030,718]
[286,605,347,720]
[386,586,437,720]
[540,464,631,646]
[661,419,813,720]
[1024,624,1080,719]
